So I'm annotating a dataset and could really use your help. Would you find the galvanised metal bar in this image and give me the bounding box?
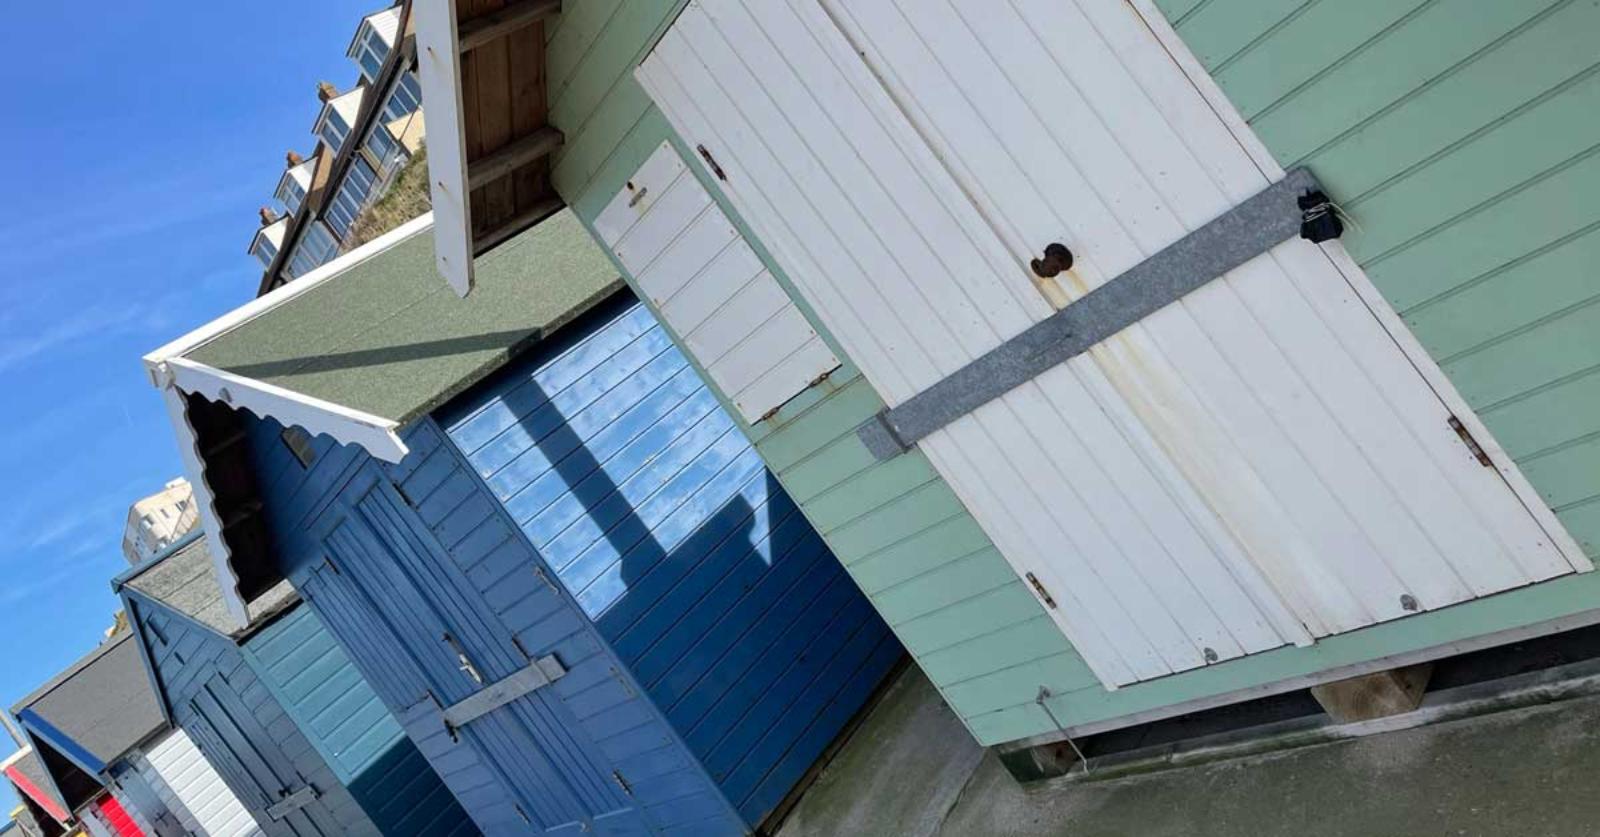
[857,167,1329,460]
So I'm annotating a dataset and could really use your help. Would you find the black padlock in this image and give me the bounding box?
[1298,190,1343,243]
[1031,242,1074,279]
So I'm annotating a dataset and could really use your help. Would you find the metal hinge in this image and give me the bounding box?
[442,632,485,685]
[1447,416,1494,468]
[1026,572,1057,609]
[532,565,559,593]
[697,144,727,181]
[612,770,634,797]
[513,803,531,824]
[322,556,340,575]
[510,635,532,662]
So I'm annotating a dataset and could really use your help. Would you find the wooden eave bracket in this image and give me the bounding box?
[457,0,562,53]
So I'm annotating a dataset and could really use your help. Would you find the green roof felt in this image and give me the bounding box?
[187,209,624,424]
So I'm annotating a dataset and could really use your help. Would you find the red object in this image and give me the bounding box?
[4,762,69,823]
[93,794,146,837]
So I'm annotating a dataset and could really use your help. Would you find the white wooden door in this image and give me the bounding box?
[140,728,264,837]
[594,141,840,422]
[637,0,1588,687]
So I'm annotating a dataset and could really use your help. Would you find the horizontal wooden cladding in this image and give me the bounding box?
[1159,0,1600,555]
[459,0,562,252]
[460,0,563,53]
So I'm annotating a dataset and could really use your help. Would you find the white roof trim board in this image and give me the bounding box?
[145,214,435,629]
[413,0,474,296]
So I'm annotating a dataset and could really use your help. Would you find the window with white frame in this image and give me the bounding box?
[275,173,307,214]
[250,233,279,268]
[351,25,391,83]
[318,108,351,152]
[381,73,421,123]
[365,121,401,173]
[286,221,339,278]
[325,157,377,239]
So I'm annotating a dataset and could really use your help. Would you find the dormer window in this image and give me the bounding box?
[348,7,401,84]
[249,217,288,269]
[274,155,315,214]
[319,109,351,151]
[313,88,365,154]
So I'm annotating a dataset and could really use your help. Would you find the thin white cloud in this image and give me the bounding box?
[0,288,192,376]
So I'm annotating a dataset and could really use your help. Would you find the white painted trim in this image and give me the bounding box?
[143,212,435,379]
[165,357,410,463]
[159,385,249,632]
[414,0,475,297]
[1129,0,1590,570]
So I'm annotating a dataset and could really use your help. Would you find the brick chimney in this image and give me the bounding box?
[317,81,339,102]
[259,206,278,226]
[286,150,304,167]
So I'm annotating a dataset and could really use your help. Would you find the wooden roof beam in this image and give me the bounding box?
[458,0,562,53]
[473,196,565,255]
[467,126,564,190]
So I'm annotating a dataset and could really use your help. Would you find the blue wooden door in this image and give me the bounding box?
[313,467,650,836]
[182,669,347,836]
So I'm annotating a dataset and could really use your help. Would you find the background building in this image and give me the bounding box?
[246,3,427,295]
[119,479,197,567]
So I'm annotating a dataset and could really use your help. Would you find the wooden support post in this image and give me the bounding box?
[1311,663,1433,723]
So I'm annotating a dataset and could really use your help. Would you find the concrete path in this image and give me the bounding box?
[779,668,1600,837]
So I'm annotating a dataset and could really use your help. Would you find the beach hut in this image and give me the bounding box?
[115,533,474,835]
[142,210,901,833]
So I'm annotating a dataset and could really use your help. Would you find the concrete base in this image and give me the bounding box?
[779,663,1600,836]
[1310,663,1432,723]
[994,738,1080,784]
[774,668,984,837]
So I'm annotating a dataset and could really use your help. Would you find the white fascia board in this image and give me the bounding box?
[414,0,475,297]
[158,385,249,632]
[164,357,409,463]
[144,212,434,381]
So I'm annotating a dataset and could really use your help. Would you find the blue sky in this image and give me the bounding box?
[0,0,380,811]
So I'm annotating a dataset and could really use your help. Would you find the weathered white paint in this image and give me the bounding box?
[413,0,475,296]
[595,142,840,422]
[137,728,263,837]
[159,385,250,632]
[1127,0,1591,573]
[638,0,1585,688]
[144,216,435,635]
[164,358,409,463]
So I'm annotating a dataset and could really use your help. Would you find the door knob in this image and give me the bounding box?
[1031,243,1074,278]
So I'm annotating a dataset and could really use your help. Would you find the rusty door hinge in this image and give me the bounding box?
[1026,572,1057,609]
[697,144,727,181]
[1447,416,1493,468]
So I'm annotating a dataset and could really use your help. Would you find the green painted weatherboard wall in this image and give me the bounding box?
[541,0,1600,747]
